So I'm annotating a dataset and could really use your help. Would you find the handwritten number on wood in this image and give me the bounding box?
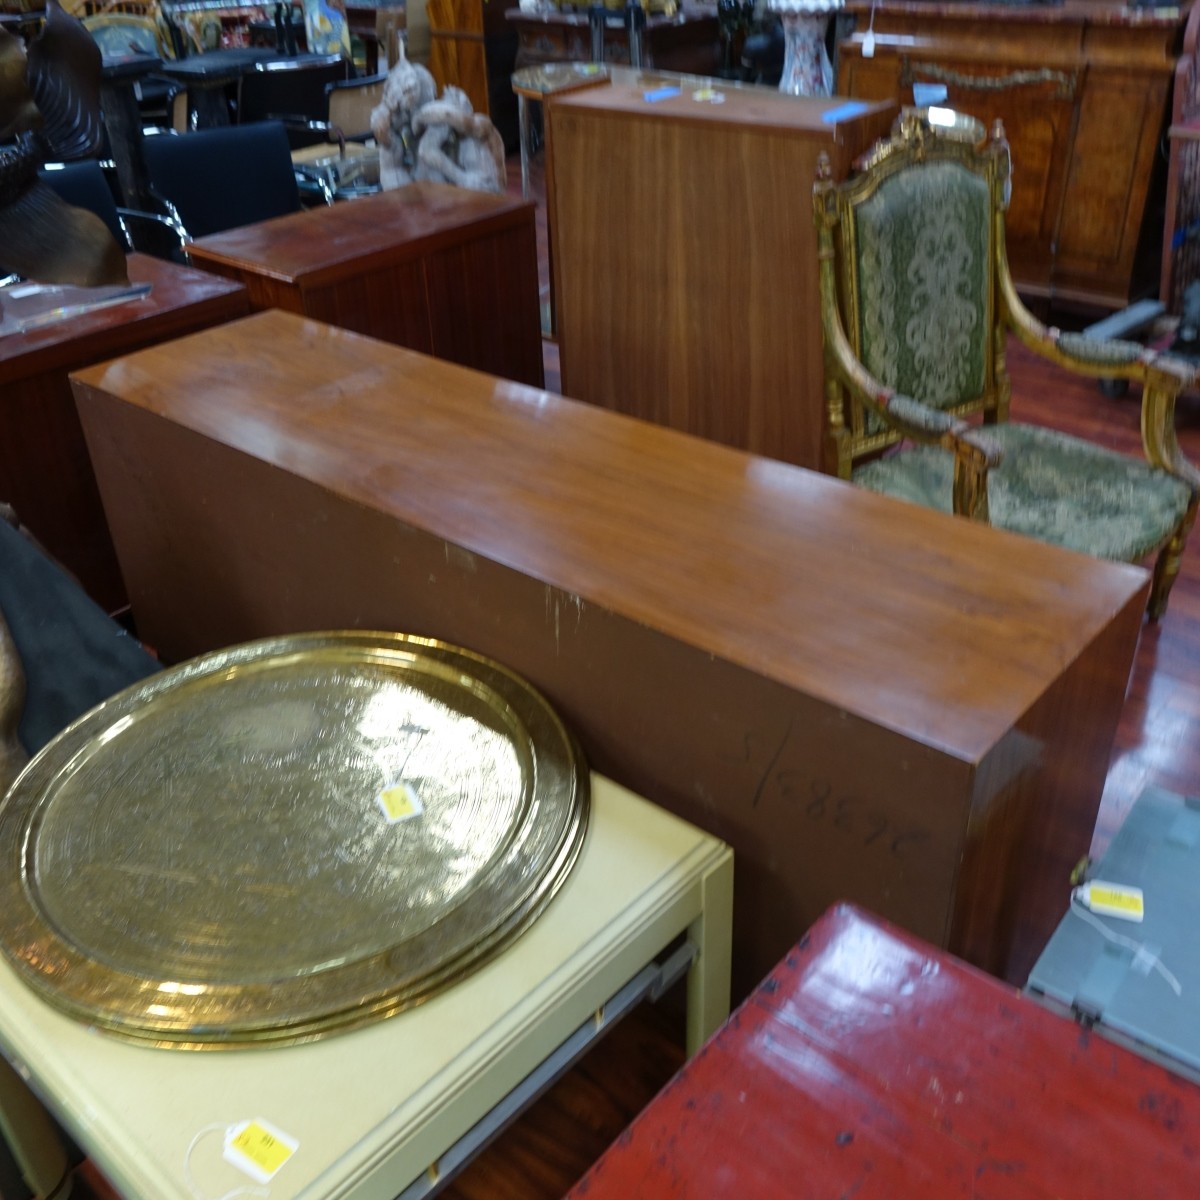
[741,720,931,861]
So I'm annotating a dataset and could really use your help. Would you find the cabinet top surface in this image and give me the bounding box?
[188,182,533,281]
[567,903,1200,1199]
[550,82,895,133]
[842,0,1192,27]
[72,311,1148,759]
[0,255,247,381]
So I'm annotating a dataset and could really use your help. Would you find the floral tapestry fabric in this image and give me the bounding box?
[854,422,1194,563]
[853,162,991,415]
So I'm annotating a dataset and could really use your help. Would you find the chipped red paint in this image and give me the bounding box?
[566,904,1200,1199]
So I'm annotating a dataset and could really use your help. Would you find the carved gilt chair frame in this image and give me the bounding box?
[813,108,1200,619]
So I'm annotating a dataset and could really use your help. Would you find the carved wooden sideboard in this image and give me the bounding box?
[838,0,1192,311]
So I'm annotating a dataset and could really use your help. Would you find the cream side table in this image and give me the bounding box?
[0,776,732,1200]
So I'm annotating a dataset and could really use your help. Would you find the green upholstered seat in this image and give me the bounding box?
[813,109,1200,619]
[855,422,1195,564]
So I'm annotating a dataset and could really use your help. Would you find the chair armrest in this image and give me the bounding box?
[1049,333,1200,490]
[117,206,189,262]
[883,394,999,458]
[883,394,1003,520]
[998,263,1200,491]
[291,165,335,206]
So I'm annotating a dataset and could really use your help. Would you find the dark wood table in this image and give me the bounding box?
[156,45,279,127]
[567,903,1200,1198]
[186,182,545,387]
[0,255,248,613]
[508,2,721,74]
[71,310,1148,995]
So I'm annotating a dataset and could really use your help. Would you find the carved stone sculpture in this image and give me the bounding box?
[370,41,438,192]
[371,51,506,195]
[412,86,506,194]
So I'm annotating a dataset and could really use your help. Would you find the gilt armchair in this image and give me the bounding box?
[813,108,1200,619]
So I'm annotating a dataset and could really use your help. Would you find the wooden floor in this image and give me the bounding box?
[68,159,1200,1199]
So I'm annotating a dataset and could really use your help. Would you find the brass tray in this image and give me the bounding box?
[0,632,588,1049]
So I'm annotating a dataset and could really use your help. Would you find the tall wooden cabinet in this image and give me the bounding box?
[546,82,896,471]
[838,0,1192,310]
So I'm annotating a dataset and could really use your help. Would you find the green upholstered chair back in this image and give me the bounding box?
[853,161,990,409]
[816,111,1010,474]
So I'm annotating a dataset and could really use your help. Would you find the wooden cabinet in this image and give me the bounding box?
[546,82,896,470]
[0,256,248,612]
[73,310,1149,993]
[187,182,545,388]
[838,0,1190,310]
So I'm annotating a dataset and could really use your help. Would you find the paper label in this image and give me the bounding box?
[223,1119,298,1184]
[376,781,424,824]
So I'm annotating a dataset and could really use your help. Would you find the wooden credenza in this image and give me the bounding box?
[72,310,1149,996]
[187,182,544,388]
[0,256,248,612]
[546,82,896,471]
[838,0,1192,311]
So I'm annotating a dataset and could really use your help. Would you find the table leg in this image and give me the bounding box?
[0,1057,70,1200]
[518,92,531,202]
[684,848,733,1055]
[99,79,154,211]
[188,81,235,128]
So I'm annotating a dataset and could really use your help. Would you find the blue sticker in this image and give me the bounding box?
[821,101,869,124]
[644,86,682,103]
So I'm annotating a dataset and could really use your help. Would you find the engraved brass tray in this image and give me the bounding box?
[0,632,588,1049]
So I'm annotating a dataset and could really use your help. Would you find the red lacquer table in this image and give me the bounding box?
[567,904,1200,1198]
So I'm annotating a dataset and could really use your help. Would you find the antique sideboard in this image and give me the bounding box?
[838,0,1192,311]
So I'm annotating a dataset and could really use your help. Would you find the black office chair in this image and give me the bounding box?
[236,54,353,148]
[38,159,187,261]
[290,72,387,199]
[140,121,308,241]
[37,161,126,247]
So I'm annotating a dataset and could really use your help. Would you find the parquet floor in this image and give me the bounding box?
[70,160,1200,1200]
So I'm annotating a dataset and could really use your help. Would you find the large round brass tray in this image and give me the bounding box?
[0,632,588,1049]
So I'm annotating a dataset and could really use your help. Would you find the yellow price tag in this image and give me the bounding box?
[377,782,424,824]
[223,1119,298,1183]
[1087,884,1144,920]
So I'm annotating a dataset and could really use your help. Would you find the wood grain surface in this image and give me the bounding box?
[72,310,1146,994]
[187,183,544,387]
[839,0,1186,308]
[0,255,248,612]
[546,83,896,470]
